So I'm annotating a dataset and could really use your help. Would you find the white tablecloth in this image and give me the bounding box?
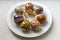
[0,0,60,40]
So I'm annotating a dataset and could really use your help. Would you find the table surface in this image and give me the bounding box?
[0,0,60,40]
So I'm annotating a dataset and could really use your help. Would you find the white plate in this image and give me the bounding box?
[7,1,52,38]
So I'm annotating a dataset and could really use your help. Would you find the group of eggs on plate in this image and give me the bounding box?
[14,3,46,32]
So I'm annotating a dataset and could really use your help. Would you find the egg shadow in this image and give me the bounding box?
[10,18,54,40]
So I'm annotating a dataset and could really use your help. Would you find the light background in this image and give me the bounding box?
[0,0,60,40]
